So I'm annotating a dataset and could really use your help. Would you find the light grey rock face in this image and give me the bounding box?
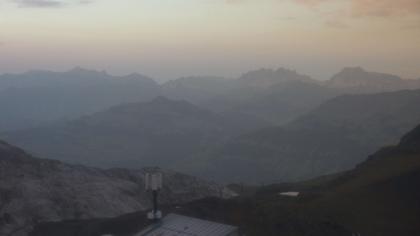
[237,68,315,89]
[0,141,232,236]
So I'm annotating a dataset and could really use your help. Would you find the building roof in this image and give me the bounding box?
[136,213,238,236]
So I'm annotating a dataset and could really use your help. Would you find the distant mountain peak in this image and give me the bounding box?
[333,67,366,79]
[150,96,173,104]
[327,67,404,91]
[340,66,366,73]
[67,66,107,75]
[123,72,145,78]
[238,67,314,88]
[104,96,203,116]
[119,73,155,83]
[332,67,401,81]
[275,67,298,73]
[24,69,55,76]
[241,67,300,78]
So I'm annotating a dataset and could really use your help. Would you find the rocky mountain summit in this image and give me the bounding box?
[326,67,420,92]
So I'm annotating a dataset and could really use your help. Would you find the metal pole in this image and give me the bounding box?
[153,190,158,215]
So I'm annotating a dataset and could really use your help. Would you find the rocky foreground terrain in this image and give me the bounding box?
[0,140,234,236]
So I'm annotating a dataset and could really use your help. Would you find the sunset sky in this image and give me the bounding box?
[0,0,419,81]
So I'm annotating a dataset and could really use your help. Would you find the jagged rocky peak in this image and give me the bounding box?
[325,67,420,93]
[67,66,107,75]
[238,67,314,88]
[23,67,106,77]
[333,67,401,79]
[336,67,364,77]
[19,67,109,83]
[339,66,366,74]
[163,76,230,89]
[120,72,151,80]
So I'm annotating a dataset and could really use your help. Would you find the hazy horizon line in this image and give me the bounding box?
[1,65,418,83]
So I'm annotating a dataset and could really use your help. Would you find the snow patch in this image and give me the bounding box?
[279,192,300,197]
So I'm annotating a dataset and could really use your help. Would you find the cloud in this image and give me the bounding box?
[225,0,244,3]
[225,0,420,18]
[325,18,349,29]
[294,0,420,29]
[14,0,63,7]
[295,0,420,18]
[350,0,420,18]
[294,0,327,7]
[13,0,94,8]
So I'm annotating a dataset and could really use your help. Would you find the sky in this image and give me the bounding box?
[0,0,419,81]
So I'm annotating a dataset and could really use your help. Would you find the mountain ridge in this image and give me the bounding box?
[1,97,269,169]
[326,67,420,92]
[185,89,420,183]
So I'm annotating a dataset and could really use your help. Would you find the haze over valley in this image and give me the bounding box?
[1,67,420,184]
[1,1,420,235]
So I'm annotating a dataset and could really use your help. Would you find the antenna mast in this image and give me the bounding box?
[145,171,163,221]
